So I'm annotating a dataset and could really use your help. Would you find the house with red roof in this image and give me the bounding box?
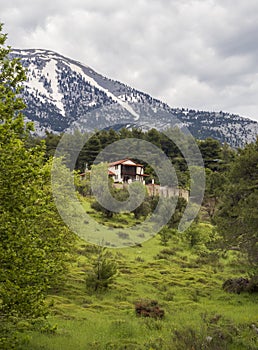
[80,159,189,201]
[108,159,148,183]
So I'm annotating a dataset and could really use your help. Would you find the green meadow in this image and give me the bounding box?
[23,200,258,350]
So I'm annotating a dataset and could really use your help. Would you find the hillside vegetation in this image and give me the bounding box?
[25,217,258,350]
[0,23,257,350]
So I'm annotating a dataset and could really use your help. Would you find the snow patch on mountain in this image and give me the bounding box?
[42,59,65,116]
[68,62,140,120]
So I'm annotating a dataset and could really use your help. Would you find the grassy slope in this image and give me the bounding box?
[24,200,258,350]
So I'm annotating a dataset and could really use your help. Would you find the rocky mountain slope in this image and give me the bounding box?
[11,48,258,147]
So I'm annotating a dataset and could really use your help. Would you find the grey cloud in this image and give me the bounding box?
[1,0,258,121]
[216,25,258,58]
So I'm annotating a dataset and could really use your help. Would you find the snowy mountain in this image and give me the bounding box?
[11,48,258,147]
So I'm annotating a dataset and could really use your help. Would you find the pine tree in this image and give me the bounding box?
[86,245,117,291]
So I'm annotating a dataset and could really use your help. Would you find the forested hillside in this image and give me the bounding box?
[1,25,258,349]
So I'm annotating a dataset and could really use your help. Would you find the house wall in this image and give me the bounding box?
[109,164,123,182]
[136,166,143,175]
[136,166,144,182]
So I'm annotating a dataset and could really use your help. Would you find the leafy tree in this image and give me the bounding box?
[184,223,216,249]
[160,132,179,159]
[214,138,258,270]
[0,24,74,348]
[188,165,205,203]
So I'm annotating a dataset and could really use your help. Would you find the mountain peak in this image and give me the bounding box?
[11,48,258,147]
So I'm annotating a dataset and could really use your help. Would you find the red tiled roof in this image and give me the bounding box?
[109,159,143,167]
[108,170,116,176]
[109,159,129,166]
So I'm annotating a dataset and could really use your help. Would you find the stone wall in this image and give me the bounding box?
[146,185,189,202]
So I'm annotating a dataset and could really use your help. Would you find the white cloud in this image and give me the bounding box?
[1,0,258,121]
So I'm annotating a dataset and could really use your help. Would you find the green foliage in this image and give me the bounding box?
[188,165,206,203]
[90,163,117,218]
[203,143,235,220]
[18,231,258,350]
[185,224,204,247]
[159,227,171,246]
[86,246,117,291]
[44,131,62,158]
[214,138,258,269]
[158,227,177,246]
[0,24,74,348]
[167,197,187,228]
[129,182,151,219]
[204,169,227,218]
[44,125,199,188]
[74,170,91,196]
[198,137,222,171]
[80,134,101,168]
[184,223,216,248]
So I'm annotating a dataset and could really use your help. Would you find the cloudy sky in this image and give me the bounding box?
[2,0,258,121]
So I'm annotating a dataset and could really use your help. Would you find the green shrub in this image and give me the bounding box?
[158,227,177,246]
[184,223,215,248]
